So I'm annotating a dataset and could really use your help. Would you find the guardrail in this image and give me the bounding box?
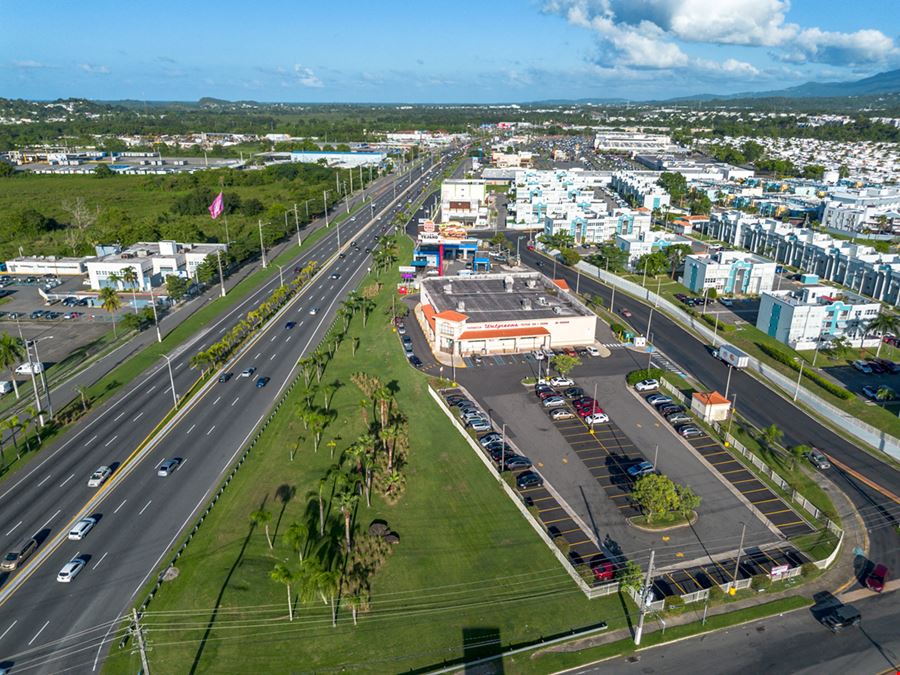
[575,259,900,460]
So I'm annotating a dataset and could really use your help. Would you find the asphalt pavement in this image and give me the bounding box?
[0,151,458,673]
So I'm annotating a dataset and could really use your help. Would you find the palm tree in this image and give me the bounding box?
[876,385,895,407]
[315,475,330,536]
[385,470,404,497]
[866,311,900,357]
[76,385,90,412]
[3,416,21,460]
[308,412,327,453]
[345,593,364,626]
[121,266,140,314]
[337,488,358,552]
[284,521,309,562]
[0,332,25,400]
[270,563,295,622]
[107,271,122,290]
[189,351,213,376]
[317,569,341,627]
[250,508,273,549]
[99,286,122,337]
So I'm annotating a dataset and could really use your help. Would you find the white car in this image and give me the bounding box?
[532,350,545,361]
[585,412,610,425]
[635,379,659,392]
[57,557,86,583]
[586,346,600,356]
[87,466,111,488]
[15,362,44,375]
[542,396,566,408]
[309,307,319,315]
[550,377,574,387]
[240,367,256,378]
[68,517,97,541]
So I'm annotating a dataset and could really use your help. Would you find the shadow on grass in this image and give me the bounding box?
[189,495,268,675]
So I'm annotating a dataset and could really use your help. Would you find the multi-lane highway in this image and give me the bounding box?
[513,242,900,574]
[0,150,459,673]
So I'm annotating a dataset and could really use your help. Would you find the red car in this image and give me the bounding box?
[579,407,603,419]
[621,309,632,318]
[591,560,615,582]
[538,389,559,400]
[866,563,888,593]
[563,347,577,357]
[574,399,598,411]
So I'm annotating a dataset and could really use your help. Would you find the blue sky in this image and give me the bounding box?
[2,0,898,102]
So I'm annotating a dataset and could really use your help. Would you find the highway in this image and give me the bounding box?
[512,244,900,572]
[0,150,459,673]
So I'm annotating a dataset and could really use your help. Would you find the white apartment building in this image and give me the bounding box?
[86,240,227,291]
[682,250,776,296]
[615,231,693,269]
[757,285,881,349]
[610,172,671,210]
[440,179,487,226]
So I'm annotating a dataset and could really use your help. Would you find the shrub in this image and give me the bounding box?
[700,312,735,332]
[609,322,627,336]
[626,368,665,385]
[801,562,819,578]
[757,342,852,400]
[665,594,685,610]
[708,584,726,601]
[751,574,772,591]
[553,535,571,556]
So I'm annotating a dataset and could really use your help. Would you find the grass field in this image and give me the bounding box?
[104,237,630,674]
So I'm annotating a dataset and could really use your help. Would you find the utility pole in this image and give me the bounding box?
[149,285,161,343]
[162,354,177,409]
[257,219,267,268]
[293,203,301,247]
[215,249,226,298]
[634,549,655,646]
[335,172,340,194]
[731,522,747,594]
[132,608,151,675]
[349,167,353,193]
[24,340,45,426]
[323,190,330,228]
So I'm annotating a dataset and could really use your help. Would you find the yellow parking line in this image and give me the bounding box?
[609,493,631,500]
[704,451,730,458]
[667,574,687,594]
[538,505,566,513]
[778,520,805,527]
[741,487,770,494]
[764,508,791,516]
[543,517,571,525]
[720,468,748,475]
[568,538,592,546]
[731,478,757,485]
[751,497,780,506]
[693,442,720,449]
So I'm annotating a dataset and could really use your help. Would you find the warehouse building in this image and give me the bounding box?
[418,272,597,356]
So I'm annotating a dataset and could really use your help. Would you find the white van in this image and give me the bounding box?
[0,381,12,394]
[15,362,43,375]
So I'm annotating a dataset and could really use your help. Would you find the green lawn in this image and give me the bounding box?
[104,237,627,674]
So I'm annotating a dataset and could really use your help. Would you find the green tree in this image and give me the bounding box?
[762,424,784,456]
[838,164,850,179]
[550,353,580,377]
[657,172,688,204]
[270,563,295,622]
[636,251,668,277]
[121,266,140,314]
[631,473,680,523]
[165,274,189,302]
[665,244,692,279]
[865,311,899,357]
[337,488,359,552]
[741,140,764,163]
[93,163,114,178]
[538,232,575,250]
[587,243,629,273]
[250,508,274,549]
[559,247,581,266]
[827,336,850,361]
[616,560,644,595]
[284,521,309,562]
[98,286,122,337]
[0,162,15,178]
[790,443,810,469]
[0,332,25,399]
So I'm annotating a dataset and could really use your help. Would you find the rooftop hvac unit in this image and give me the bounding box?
[521,299,532,310]
[526,278,537,288]
[552,306,562,315]
[504,275,515,292]
[457,300,465,312]
[443,283,452,294]
[537,296,549,306]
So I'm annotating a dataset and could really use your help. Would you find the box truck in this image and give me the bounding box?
[712,344,749,369]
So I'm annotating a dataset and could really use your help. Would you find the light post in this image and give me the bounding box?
[30,338,53,419]
[162,354,178,409]
[323,190,330,228]
[23,337,45,426]
[724,364,734,400]
[646,307,654,340]
[730,522,747,594]
[215,249,226,298]
[793,357,804,402]
[293,203,302,247]
[633,549,655,646]
[257,219,267,269]
[726,393,738,438]
[655,276,661,307]
[149,286,162,343]
[276,264,285,288]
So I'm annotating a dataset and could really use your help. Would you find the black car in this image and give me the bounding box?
[657,404,684,416]
[446,395,467,406]
[516,471,544,489]
[218,372,233,383]
[401,335,412,345]
[408,355,422,368]
[285,321,296,330]
[255,377,270,388]
[338,253,346,259]
[487,445,515,462]
[563,386,585,399]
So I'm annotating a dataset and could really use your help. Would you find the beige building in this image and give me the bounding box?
[690,391,731,423]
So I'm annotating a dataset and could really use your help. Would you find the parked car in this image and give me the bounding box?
[666,413,692,426]
[584,412,609,425]
[516,471,544,489]
[866,360,885,374]
[468,419,492,432]
[479,433,502,447]
[821,603,861,632]
[549,376,574,387]
[635,379,659,392]
[563,387,585,399]
[504,455,533,471]
[862,385,880,400]
[806,448,831,470]
[550,408,576,420]
[646,394,672,408]
[532,350,545,360]
[865,563,888,593]
[586,346,600,356]
[542,396,566,408]
[852,360,873,374]
[677,425,703,438]
[409,355,423,368]
[563,347,577,357]
[875,358,900,374]
[657,404,684,417]
[627,461,655,479]
[591,560,615,582]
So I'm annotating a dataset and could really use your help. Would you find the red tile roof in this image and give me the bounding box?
[421,304,436,332]
[552,279,570,291]
[458,326,550,341]
[434,309,468,322]
[693,391,730,406]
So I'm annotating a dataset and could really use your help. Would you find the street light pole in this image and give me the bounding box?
[731,522,747,593]
[725,364,734,400]
[276,264,285,287]
[634,549,655,646]
[257,219,267,269]
[162,354,178,409]
[215,249,226,298]
[323,190,330,228]
[24,340,44,426]
[793,359,804,401]
[293,203,301,247]
[31,338,52,419]
[149,285,162,342]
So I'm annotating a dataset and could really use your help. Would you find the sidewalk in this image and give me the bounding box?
[539,468,870,656]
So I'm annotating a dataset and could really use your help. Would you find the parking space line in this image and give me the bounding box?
[568,538,592,547]
[764,508,791,516]
[751,497,779,505]
[719,468,748,475]
[543,517,570,525]
[741,487,769,494]
[731,478,757,485]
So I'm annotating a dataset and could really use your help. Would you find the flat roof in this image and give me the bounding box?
[423,273,592,323]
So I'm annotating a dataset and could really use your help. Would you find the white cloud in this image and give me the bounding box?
[546,0,899,69]
[292,65,323,88]
[79,63,110,74]
[12,60,46,69]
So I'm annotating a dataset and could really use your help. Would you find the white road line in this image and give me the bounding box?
[270,334,277,342]
[147,385,156,393]
[186,423,196,434]
[59,473,75,488]
[254,352,261,359]
[84,434,98,447]
[39,509,61,530]
[213,396,221,405]
[5,521,22,536]
[285,335,292,342]
[132,411,144,422]
[138,500,152,516]
[269,353,276,361]
[27,620,49,646]
[175,362,184,369]
[37,475,51,487]
[113,499,127,514]
[113,412,125,422]
[104,434,118,447]
[92,552,109,570]
[207,425,216,436]
[231,397,240,406]
[0,619,17,641]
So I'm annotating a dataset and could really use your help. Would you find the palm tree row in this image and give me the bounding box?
[0,404,43,472]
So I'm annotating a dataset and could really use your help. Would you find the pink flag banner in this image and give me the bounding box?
[208,192,224,219]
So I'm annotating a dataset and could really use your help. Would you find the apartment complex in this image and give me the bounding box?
[682,250,777,296]
[610,172,671,210]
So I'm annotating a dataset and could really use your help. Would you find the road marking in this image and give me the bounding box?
[113,412,125,422]
[270,334,278,342]
[84,434,98,447]
[104,434,118,447]
[254,352,261,359]
[59,473,75,488]
[5,521,22,536]
[207,425,216,436]
[186,424,196,434]
[231,397,240,407]
[285,335,291,342]
[213,396,221,405]
[138,500,152,516]
[27,620,49,646]
[132,411,144,422]
[37,475,51,487]
[39,509,61,530]
[270,353,276,361]
[0,619,17,641]
[113,499,127,514]
[147,385,156,393]
[92,552,108,570]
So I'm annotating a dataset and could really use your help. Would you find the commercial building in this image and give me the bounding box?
[492,151,533,168]
[4,256,89,276]
[682,250,777,296]
[289,150,386,168]
[411,221,480,275]
[418,273,597,356]
[86,240,227,291]
[440,179,488,226]
[594,131,676,155]
[756,285,881,350]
